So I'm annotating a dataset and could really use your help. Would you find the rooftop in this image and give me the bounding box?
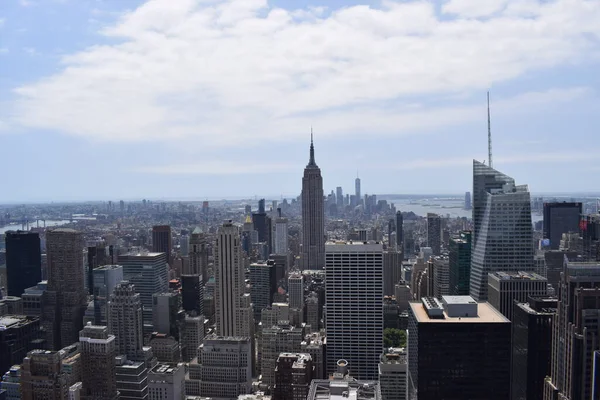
[94,264,122,271]
[410,301,509,324]
[489,271,546,281]
[0,315,37,330]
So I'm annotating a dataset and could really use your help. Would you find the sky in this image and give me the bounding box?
[0,0,599,203]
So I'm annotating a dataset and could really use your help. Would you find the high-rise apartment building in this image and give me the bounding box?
[249,262,276,321]
[470,161,534,301]
[79,324,118,400]
[194,335,252,399]
[43,228,87,350]
[273,353,313,400]
[301,136,325,270]
[5,231,41,297]
[214,221,253,337]
[487,271,548,321]
[117,251,169,330]
[407,296,511,400]
[108,282,146,362]
[448,231,471,295]
[512,296,556,400]
[21,350,71,400]
[544,261,600,400]
[543,202,582,250]
[187,227,209,282]
[426,214,441,256]
[378,347,407,400]
[152,225,172,260]
[325,242,383,380]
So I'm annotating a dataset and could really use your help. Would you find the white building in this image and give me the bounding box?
[378,348,407,400]
[181,314,205,362]
[148,364,185,400]
[325,241,383,380]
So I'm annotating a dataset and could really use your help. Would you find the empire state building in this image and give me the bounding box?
[301,133,325,269]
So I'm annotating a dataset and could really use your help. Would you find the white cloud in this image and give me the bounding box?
[442,0,509,18]
[132,161,296,175]
[7,0,600,144]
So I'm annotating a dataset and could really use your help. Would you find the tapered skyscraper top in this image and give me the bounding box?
[308,128,317,167]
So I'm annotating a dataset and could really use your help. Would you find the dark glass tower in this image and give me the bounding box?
[301,134,325,270]
[448,231,471,295]
[396,211,403,250]
[152,225,172,259]
[5,231,41,297]
[252,199,272,256]
[543,202,582,250]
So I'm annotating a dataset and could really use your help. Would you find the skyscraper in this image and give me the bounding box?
[355,176,361,205]
[544,261,600,400]
[448,231,472,296]
[188,227,209,282]
[107,282,146,362]
[426,214,441,256]
[253,199,272,256]
[543,202,582,250]
[21,350,71,400]
[79,324,118,400]
[5,231,41,297]
[336,187,344,208]
[487,271,548,321]
[181,274,203,316]
[396,211,403,251]
[273,353,314,400]
[249,262,276,321]
[288,273,304,310]
[470,160,534,301]
[408,296,511,400]
[152,225,172,260]
[43,228,87,350]
[301,134,325,270]
[214,221,252,337]
[325,242,383,380]
[274,209,289,256]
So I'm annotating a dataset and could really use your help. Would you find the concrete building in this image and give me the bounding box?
[5,231,41,298]
[394,282,411,313]
[383,251,403,296]
[426,214,441,256]
[149,333,181,364]
[307,360,381,400]
[152,226,172,262]
[152,292,183,339]
[431,256,449,300]
[305,292,320,331]
[79,324,118,400]
[0,315,42,376]
[0,297,23,315]
[274,213,289,256]
[181,314,205,363]
[512,297,556,400]
[407,296,511,400]
[470,161,534,301]
[325,242,383,380]
[187,228,209,282]
[108,282,147,362]
[260,323,304,388]
[301,135,325,270]
[543,202,582,250]
[544,261,600,400]
[148,364,184,400]
[287,274,303,310]
[214,221,253,338]
[21,350,71,400]
[43,229,87,351]
[378,348,407,400]
[22,281,47,317]
[91,265,124,325]
[273,353,313,400]
[117,252,169,331]
[193,335,252,399]
[115,356,150,400]
[0,366,21,400]
[487,271,548,321]
[261,303,289,328]
[300,332,326,380]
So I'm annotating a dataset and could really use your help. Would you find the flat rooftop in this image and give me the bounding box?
[489,271,546,281]
[409,301,509,324]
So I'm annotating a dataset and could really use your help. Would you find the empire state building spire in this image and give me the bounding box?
[308,127,317,167]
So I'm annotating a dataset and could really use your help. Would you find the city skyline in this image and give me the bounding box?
[1,0,600,202]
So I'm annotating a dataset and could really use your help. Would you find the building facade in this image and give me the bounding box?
[79,324,118,400]
[543,202,582,250]
[378,348,407,400]
[426,214,441,256]
[5,231,41,298]
[448,231,471,296]
[487,271,548,321]
[301,136,325,270]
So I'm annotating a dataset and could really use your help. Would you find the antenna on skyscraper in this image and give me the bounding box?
[488,91,493,168]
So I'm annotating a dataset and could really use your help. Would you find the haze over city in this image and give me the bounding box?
[1,0,600,202]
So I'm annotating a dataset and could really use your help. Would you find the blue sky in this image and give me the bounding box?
[1,0,599,202]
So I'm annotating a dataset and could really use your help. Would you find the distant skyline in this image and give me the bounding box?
[1,0,599,202]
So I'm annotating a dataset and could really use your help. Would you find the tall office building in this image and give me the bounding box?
[336,187,344,208]
[274,211,289,256]
[464,191,472,210]
[195,335,253,399]
[181,274,203,316]
[544,261,600,400]
[5,231,41,297]
[487,271,548,321]
[152,292,183,339]
[43,228,87,350]
[21,350,71,400]
[152,225,172,260]
[378,347,407,400]
[288,273,304,310]
[214,221,253,337]
[114,356,149,400]
[253,199,272,256]
[431,256,449,300]
[355,176,361,205]
[79,324,118,400]
[512,296,556,400]
[383,251,402,296]
[91,265,123,325]
[407,296,511,400]
[249,262,276,321]
[0,315,42,375]
[470,161,534,301]
[261,322,305,388]
[301,135,325,270]
[543,202,582,250]
[117,251,168,329]
[325,242,383,380]
[426,214,441,256]
[448,231,471,295]
[181,314,204,362]
[108,282,146,362]
[395,212,403,251]
[187,227,209,282]
[273,353,314,400]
